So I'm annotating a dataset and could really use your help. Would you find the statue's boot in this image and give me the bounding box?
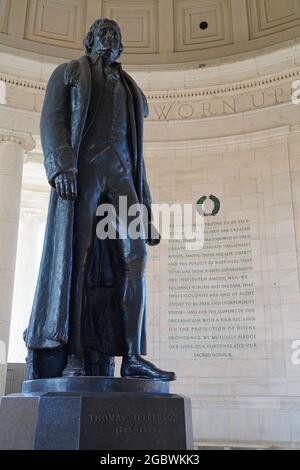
[121,355,176,381]
[120,274,176,381]
[62,354,85,377]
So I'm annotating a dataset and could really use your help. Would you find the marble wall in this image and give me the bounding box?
[143,129,300,446]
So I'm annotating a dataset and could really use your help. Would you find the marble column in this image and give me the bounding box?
[8,209,46,364]
[0,131,35,395]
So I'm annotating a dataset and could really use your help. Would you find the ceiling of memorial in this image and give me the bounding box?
[1,0,300,66]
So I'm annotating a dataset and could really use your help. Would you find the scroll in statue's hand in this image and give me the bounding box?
[146,223,161,247]
[54,171,78,201]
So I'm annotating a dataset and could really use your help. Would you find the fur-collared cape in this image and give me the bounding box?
[25,56,152,355]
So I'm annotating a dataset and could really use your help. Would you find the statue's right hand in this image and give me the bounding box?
[54,171,77,201]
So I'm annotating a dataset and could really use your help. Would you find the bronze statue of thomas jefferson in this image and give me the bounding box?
[25,18,175,381]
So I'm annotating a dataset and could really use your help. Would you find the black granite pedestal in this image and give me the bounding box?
[0,377,193,450]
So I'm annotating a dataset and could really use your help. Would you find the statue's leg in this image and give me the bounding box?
[62,162,101,377]
[84,348,115,376]
[118,241,175,380]
[119,260,147,358]
[107,163,175,381]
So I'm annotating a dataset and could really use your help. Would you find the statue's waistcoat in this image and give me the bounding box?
[80,62,132,164]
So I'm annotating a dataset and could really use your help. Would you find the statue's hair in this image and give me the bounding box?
[83,18,124,58]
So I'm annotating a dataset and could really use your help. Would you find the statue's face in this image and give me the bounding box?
[92,24,122,62]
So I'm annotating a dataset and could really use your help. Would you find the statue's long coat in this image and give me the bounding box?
[25,55,152,354]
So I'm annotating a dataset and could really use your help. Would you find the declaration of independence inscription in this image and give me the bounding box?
[167,218,257,359]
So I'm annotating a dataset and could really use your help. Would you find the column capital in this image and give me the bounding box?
[0,129,36,152]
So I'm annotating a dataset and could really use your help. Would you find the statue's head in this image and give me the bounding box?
[84,18,124,63]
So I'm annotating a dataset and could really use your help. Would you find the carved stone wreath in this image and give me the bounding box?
[196,195,220,217]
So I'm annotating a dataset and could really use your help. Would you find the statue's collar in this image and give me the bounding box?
[88,56,122,81]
